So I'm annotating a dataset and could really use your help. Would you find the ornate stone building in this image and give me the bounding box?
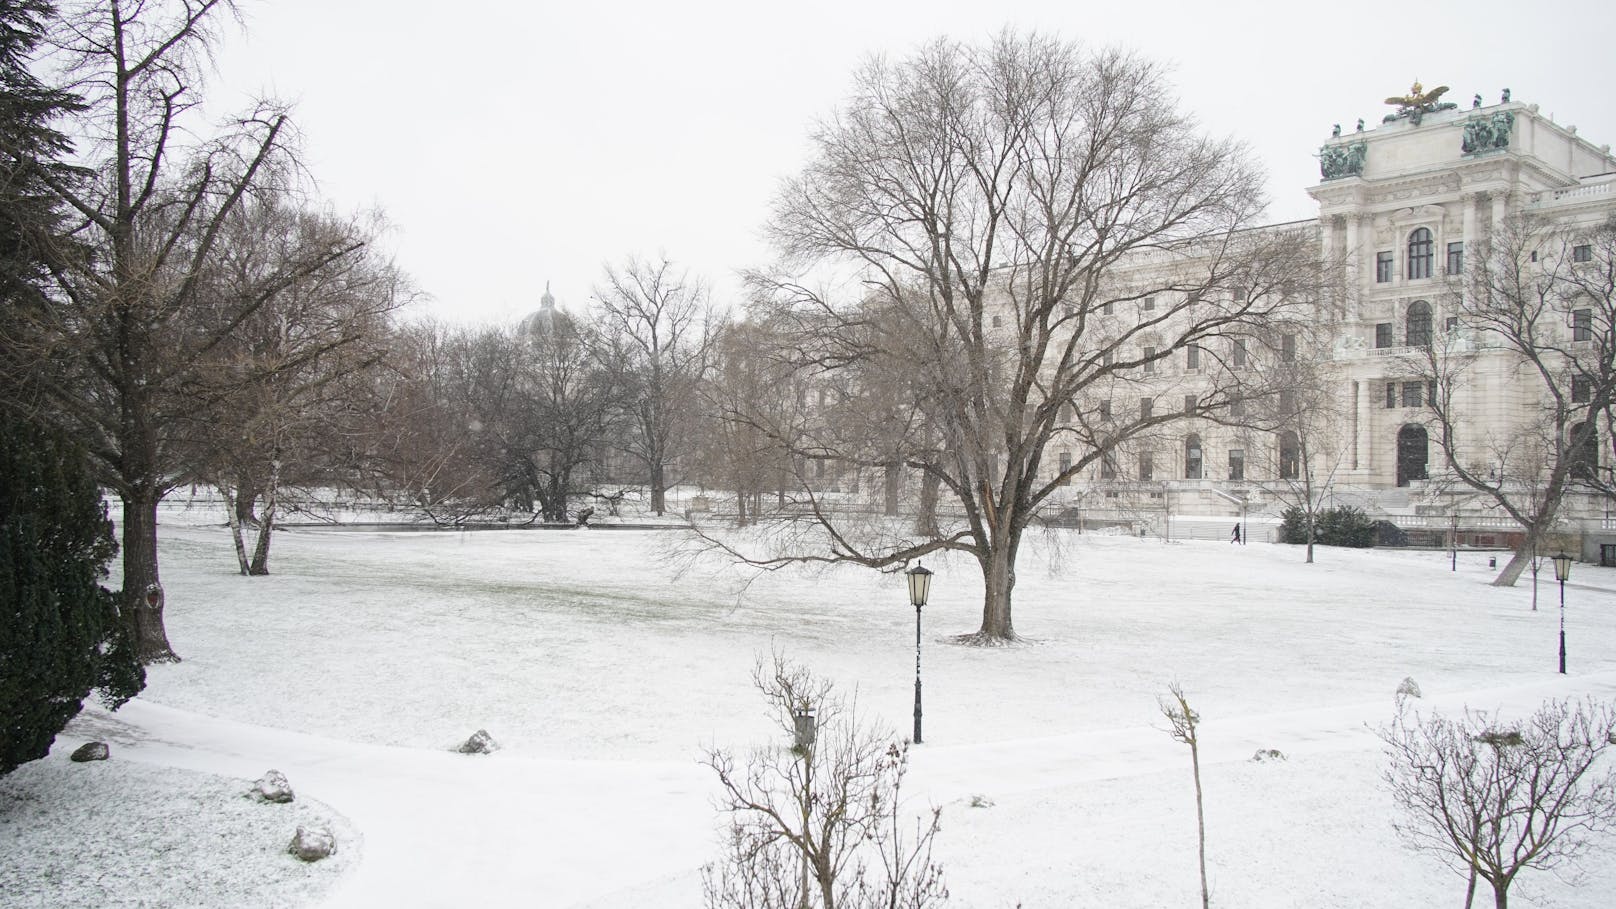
[1061,87,1615,557]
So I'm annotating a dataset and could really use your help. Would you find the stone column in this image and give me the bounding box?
[1344,214,1362,316]
[1490,192,1508,241]
[1356,378,1373,473]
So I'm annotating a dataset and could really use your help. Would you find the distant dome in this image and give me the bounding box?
[518,280,572,338]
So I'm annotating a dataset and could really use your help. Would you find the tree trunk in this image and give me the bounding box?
[1191,734,1209,909]
[650,462,666,516]
[1492,883,1508,909]
[735,486,749,527]
[916,471,940,537]
[1493,525,1543,586]
[121,492,179,663]
[884,462,901,516]
[234,477,258,526]
[248,459,281,575]
[219,484,251,575]
[1306,510,1316,564]
[973,535,1018,640]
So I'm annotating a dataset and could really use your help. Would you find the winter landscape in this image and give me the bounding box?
[4,499,1615,907]
[6,2,1616,908]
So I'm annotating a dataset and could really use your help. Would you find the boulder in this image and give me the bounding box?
[1251,748,1287,762]
[287,825,337,862]
[456,729,499,755]
[1396,677,1422,699]
[251,770,295,803]
[69,742,109,762]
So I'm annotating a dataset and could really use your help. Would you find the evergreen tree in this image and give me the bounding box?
[2,412,143,776]
[1,1,141,777]
[0,0,83,307]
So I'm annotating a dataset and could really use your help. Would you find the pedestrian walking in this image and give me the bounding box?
[1231,523,1241,544]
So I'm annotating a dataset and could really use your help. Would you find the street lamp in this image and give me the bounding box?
[906,564,933,745]
[1552,552,1572,675]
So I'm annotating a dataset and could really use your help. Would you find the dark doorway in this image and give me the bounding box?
[1396,424,1428,487]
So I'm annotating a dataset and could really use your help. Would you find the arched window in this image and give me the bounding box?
[1569,422,1600,481]
[1278,430,1300,480]
[1406,300,1432,348]
[1407,228,1434,279]
[1184,434,1203,480]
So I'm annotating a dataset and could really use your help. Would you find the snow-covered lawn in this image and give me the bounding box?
[6,512,1616,907]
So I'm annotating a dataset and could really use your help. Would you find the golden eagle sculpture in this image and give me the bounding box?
[1382,80,1457,125]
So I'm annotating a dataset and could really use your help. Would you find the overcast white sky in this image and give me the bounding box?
[206,0,1615,325]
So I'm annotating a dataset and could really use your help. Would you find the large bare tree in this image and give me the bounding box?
[722,33,1310,641]
[0,0,358,660]
[594,255,716,515]
[1421,214,1615,586]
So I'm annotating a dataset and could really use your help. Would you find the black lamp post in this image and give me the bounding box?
[1552,552,1572,674]
[906,564,933,745]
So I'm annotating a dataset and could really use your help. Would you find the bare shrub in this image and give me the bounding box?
[701,655,947,909]
[1379,696,1616,908]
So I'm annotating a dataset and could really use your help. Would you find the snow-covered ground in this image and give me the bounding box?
[5,510,1616,907]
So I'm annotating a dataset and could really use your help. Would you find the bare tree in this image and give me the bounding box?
[185,197,407,573]
[723,33,1311,641]
[1161,683,1210,909]
[1421,214,1615,586]
[0,0,359,660]
[595,254,717,515]
[1379,696,1616,909]
[702,655,947,909]
[1248,323,1351,563]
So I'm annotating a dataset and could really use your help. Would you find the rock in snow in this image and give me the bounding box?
[456,729,499,754]
[69,742,109,762]
[287,825,337,862]
[1396,677,1422,698]
[251,770,295,803]
[1251,748,1287,762]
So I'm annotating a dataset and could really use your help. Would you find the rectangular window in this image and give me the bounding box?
[1445,316,1459,332]
[1280,390,1297,414]
[1375,323,1394,349]
[1101,349,1113,366]
[1100,455,1116,480]
[1233,339,1248,367]
[1230,396,1246,418]
[1573,244,1592,263]
[1408,232,1433,279]
[1376,251,1393,283]
[1572,376,1591,404]
[1099,399,1112,420]
[1385,382,1397,409]
[1139,451,1154,481]
[1573,308,1592,342]
[1058,450,1072,483]
[1228,449,1245,481]
[1140,397,1153,419]
[1447,241,1464,274]
[1184,394,1197,414]
[1280,333,1296,362]
[1402,381,1423,408]
[1186,344,1201,370]
[1143,346,1156,373]
[1142,297,1155,311]
[1102,301,1113,315]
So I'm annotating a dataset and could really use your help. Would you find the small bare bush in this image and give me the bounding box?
[701,655,947,909]
[1379,696,1616,908]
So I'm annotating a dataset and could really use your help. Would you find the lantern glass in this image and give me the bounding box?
[1552,553,1572,582]
[906,565,933,608]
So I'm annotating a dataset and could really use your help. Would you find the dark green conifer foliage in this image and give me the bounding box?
[1,397,143,776]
